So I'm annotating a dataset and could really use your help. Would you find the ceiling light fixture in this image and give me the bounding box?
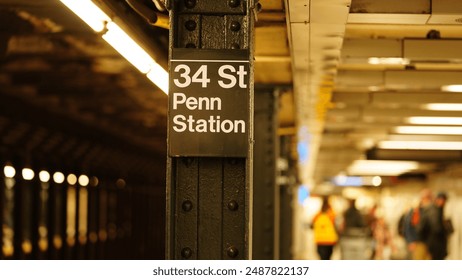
[394,126,462,135]
[371,176,382,187]
[78,175,90,187]
[3,165,16,178]
[347,160,419,176]
[332,174,382,187]
[67,174,78,185]
[422,103,462,111]
[378,140,462,150]
[59,0,168,94]
[147,62,169,93]
[441,85,462,92]
[102,22,154,74]
[53,172,65,184]
[368,57,409,65]
[407,116,462,125]
[39,170,51,183]
[332,175,363,187]
[22,168,35,181]
[59,0,109,32]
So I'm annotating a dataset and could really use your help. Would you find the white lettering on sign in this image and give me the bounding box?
[170,59,249,139]
[173,115,245,133]
[218,65,248,89]
[173,64,247,89]
[173,92,222,110]
[173,64,210,88]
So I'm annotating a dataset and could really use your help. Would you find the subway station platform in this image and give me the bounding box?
[1,0,462,260]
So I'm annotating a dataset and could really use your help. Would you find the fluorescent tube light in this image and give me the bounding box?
[441,85,462,92]
[147,63,169,94]
[59,0,110,32]
[102,22,168,94]
[378,140,462,150]
[332,175,363,187]
[407,116,462,125]
[422,103,462,111]
[394,126,462,135]
[331,175,381,187]
[347,160,419,176]
[103,22,154,74]
[59,1,168,94]
[368,57,409,65]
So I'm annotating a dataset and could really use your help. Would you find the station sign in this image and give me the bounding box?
[168,49,250,157]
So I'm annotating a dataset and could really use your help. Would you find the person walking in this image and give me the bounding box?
[412,188,433,260]
[417,191,450,260]
[402,203,422,259]
[338,198,368,259]
[341,199,366,234]
[312,197,339,260]
[372,215,394,259]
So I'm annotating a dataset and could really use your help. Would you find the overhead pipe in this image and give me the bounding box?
[125,0,169,29]
[152,0,166,12]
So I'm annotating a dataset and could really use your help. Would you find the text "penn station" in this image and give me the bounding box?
[172,92,245,134]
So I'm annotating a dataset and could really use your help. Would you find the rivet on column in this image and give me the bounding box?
[184,0,196,9]
[182,200,193,212]
[228,0,240,8]
[185,20,197,31]
[228,200,239,211]
[230,21,241,32]
[181,247,193,259]
[227,246,239,258]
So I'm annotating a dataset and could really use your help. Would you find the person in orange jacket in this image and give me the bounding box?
[312,197,339,260]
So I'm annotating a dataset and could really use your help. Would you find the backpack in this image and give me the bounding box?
[313,212,339,245]
[402,207,420,243]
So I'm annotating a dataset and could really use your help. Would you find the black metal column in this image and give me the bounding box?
[252,88,278,259]
[278,135,296,260]
[0,168,4,260]
[166,0,256,260]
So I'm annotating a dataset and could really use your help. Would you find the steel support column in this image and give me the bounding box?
[252,88,278,259]
[278,135,295,260]
[166,0,256,260]
[0,168,4,260]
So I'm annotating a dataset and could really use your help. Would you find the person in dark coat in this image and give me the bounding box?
[417,191,449,260]
[341,199,366,236]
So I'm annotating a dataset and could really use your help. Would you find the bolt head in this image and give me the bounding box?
[230,21,241,32]
[231,43,240,49]
[227,246,239,258]
[185,20,197,31]
[228,0,240,8]
[181,247,192,259]
[182,200,193,212]
[228,200,239,211]
[184,0,196,9]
